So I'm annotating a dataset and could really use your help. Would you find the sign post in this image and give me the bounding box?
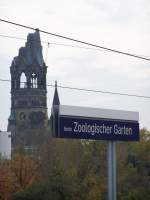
[51,86,139,200]
[108,141,116,200]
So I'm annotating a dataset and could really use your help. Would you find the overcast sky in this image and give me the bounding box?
[0,0,150,131]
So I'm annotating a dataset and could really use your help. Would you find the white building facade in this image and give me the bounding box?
[0,131,11,159]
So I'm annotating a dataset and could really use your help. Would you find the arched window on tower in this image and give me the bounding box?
[20,72,27,88]
[31,72,37,88]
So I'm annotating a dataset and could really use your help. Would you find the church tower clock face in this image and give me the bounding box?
[8,30,48,147]
[19,112,26,120]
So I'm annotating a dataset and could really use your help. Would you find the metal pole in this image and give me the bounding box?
[107,141,116,200]
[112,141,116,200]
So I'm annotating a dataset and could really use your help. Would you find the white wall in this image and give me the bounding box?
[0,131,11,159]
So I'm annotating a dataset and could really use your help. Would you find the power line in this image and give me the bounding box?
[0,18,150,61]
[0,33,109,52]
[1,33,150,58]
[52,85,150,99]
[49,42,106,52]
[0,34,26,41]
[0,78,150,100]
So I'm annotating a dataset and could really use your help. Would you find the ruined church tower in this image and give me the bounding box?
[8,30,48,147]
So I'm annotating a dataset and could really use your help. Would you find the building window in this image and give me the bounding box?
[20,72,27,88]
[31,72,37,88]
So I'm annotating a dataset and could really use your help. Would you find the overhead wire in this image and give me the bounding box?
[0,34,26,41]
[0,33,117,53]
[0,78,150,100]
[0,33,149,58]
[0,18,150,61]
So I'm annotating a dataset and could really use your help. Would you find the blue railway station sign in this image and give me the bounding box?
[59,116,139,141]
[52,105,139,141]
